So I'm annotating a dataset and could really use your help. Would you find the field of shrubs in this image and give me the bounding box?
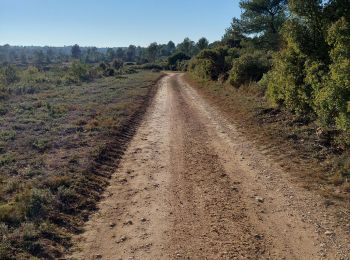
[0,62,161,259]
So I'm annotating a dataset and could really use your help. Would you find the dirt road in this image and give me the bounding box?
[69,73,349,260]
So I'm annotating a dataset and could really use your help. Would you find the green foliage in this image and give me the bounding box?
[106,48,115,62]
[71,44,81,59]
[196,37,209,51]
[189,47,230,80]
[177,38,196,56]
[126,45,136,62]
[176,60,189,72]
[112,59,123,70]
[146,42,159,63]
[222,18,246,48]
[266,1,350,146]
[266,46,311,114]
[240,0,287,34]
[228,51,271,87]
[239,0,288,50]
[316,17,350,145]
[168,52,190,70]
[31,138,50,152]
[24,189,55,220]
[0,203,23,224]
[69,61,94,82]
[0,64,19,86]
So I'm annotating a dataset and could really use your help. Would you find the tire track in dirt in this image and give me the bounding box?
[68,73,350,260]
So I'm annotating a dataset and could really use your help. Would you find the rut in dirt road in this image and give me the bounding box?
[69,73,350,260]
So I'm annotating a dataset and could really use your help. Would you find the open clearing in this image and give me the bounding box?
[69,73,350,260]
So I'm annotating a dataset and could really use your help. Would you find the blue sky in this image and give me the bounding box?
[0,0,241,47]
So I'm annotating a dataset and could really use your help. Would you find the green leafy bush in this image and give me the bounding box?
[266,47,311,114]
[69,61,94,82]
[228,51,271,87]
[265,20,315,114]
[317,18,350,146]
[112,59,123,70]
[168,52,190,70]
[189,47,230,80]
[25,188,55,220]
[0,65,19,86]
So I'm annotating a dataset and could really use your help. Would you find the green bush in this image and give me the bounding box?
[69,61,93,82]
[0,65,19,86]
[57,186,78,204]
[112,59,123,70]
[31,138,50,152]
[228,51,270,87]
[317,18,350,146]
[168,52,190,70]
[266,28,312,114]
[138,63,163,70]
[21,188,55,220]
[0,203,23,224]
[189,47,230,80]
[176,60,189,71]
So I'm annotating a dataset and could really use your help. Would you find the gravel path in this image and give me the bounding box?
[68,73,350,260]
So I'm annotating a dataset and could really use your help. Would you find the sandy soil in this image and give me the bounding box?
[68,73,350,260]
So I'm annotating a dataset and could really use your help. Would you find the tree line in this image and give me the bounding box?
[0,37,209,66]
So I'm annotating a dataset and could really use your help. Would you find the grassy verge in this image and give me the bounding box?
[0,70,162,259]
[185,73,350,210]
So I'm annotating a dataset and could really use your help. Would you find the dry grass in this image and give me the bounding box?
[0,70,162,259]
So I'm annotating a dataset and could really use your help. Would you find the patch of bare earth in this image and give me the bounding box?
[67,73,350,260]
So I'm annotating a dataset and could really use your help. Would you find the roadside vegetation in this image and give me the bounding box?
[0,57,162,258]
[187,0,350,196]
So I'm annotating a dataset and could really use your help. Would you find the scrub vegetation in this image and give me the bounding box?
[0,60,162,258]
[187,0,350,194]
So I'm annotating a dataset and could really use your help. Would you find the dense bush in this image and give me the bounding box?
[168,52,190,70]
[265,19,316,114]
[138,63,163,70]
[314,18,350,146]
[176,60,189,72]
[0,64,19,86]
[69,61,94,82]
[112,59,123,70]
[189,47,230,80]
[228,51,271,87]
[265,15,350,146]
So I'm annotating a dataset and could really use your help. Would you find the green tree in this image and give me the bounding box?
[239,0,288,49]
[116,48,125,61]
[147,43,159,63]
[196,37,209,51]
[20,52,27,64]
[0,65,19,85]
[71,44,81,59]
[288,0,327,59]
[106,48,115,62]
[223,18,248,48]
[46,48,55,62]
[33,50,45,65]
[240,0,288,34]
[177,38,195,56]
[126,45,136,61]
[166,41,176,54]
